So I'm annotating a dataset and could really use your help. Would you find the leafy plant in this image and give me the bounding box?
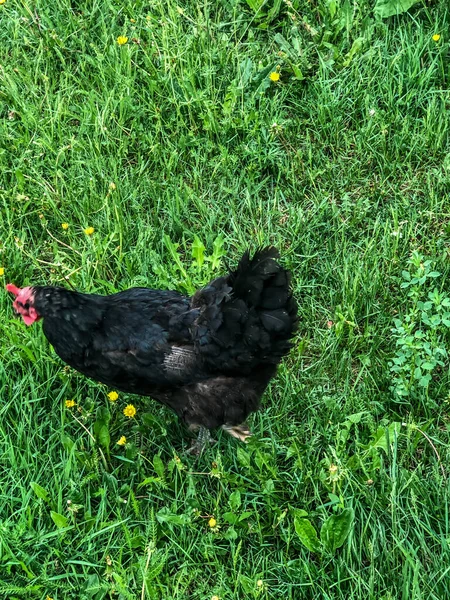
[294,508,354,554]
[149,235,226,295]
[389,252,450,400]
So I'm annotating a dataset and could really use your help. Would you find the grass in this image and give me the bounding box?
[1,0,450,598]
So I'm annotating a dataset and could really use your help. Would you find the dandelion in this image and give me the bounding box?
[108,390,119,402]
[46,596,54,600]
[0,268,4,277]
[211,596,220,600]
[0,0,6,5]
[61,223,69,230]
[117,35,128,45]
[123,404,136,418]
[109,182,116,190]
[257,580,264,587]
[117,435,127,446]
[432,34,441,42]
[208,517,217,528]
[65,399,76,408]
[269,71,280,82]
[84,226,95,235]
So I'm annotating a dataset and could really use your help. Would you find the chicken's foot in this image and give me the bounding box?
[222,423,252,442]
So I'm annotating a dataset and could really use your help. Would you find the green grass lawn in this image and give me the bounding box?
[1,0,450,598]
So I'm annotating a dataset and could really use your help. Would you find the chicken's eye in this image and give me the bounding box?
[24,302,30,309]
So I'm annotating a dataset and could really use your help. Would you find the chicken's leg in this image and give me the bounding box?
[187,426,214,455]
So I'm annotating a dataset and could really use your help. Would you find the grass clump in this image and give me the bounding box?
[1,0,450,598]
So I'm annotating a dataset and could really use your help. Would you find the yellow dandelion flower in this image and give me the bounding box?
[84,226,95,235]
[46,596,54,600]
[109,182,116,190]
[432,34,441,42]
[208,517,217,528]
[65,399,76,408]
[0,267,4,276]
[123,404,136,418]
[117,36,128,45]
[211,596,220,600]
[269,71,280,82]
[108,391,119,402]
[61,222,69,230]
[0,0,6,5]
[117,435,127,446]
[257,579,264,587]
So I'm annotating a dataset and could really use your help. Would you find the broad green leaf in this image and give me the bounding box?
[370,422,402,453]
[153,455,165,479]
[343,37,364,67]
[229,491,242,511]
[31,482,50,502]
[224,526,238,540]
[245,0,264,11]
[51,510,69,528]
[320,508,354,552]
[61,433,75,452]
[156,509,190,526]
[208,234,225,270]
[236,447,251,467]
[294,517,321,552]
[95,405,111,426]
[374,0,420,18]
[223,512,238,525]
[96,424,110,450]
[192,235,205,268]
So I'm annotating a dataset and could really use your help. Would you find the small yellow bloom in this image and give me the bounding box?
[61,222,69,230]
[0,0,6,5]
[0,268,4,276]
[269,71,280,82]
[123,404,136,418]
[329,464,338,474]
[117,435,127,446]
[65,399,76,408]
[109,181,116,190]
[211,596,220,600]
[257,579,264,587]
[432,34,441,42]
[84,226,95,235]
[208,517,217,528]
[46,596,54,600]
[108,391,119,402]
[117,36,128,45]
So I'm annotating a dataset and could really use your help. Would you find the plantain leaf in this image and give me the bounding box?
[51,511,69,528]
[31,482,50,502]
[374,0,421,18]
[320,508,354,552]
[294,517,321,552]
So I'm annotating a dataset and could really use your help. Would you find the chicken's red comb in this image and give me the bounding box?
[6,284,21,296]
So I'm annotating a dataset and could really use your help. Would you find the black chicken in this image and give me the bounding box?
[7,247,298,452]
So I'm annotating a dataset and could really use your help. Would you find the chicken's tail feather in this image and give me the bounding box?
[191,247,298,372]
